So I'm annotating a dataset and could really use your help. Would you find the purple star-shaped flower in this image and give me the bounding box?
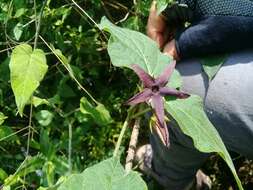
[126,61,190,146]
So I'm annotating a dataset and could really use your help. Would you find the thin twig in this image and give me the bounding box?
[34,0,47,49]
[0,46,14,54]
[101,1,114,22]
[39,35,99,105]
[0,126,29,142]
[23,97,34,189]
[125,118,141,172]
[115,12,130,24]
[68,120,73,174]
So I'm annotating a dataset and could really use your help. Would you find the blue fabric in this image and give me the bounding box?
[179,0,253,17]
[175,16,253,58]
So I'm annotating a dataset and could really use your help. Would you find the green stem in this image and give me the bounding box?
[113,115,130,158]
[68,120,73,174]
[131,107,151,119]
[113,106,136,158]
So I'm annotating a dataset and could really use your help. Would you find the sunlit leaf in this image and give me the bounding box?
[165,95,243,190]
[0,168,8,181]
[80,97,113,126]
[99,17,181,89]
[201,54,227,81]
[0,112,7,125]
[13,23,23,41]
[35,110,54,128]
[33,96,49,107]
[58,157,147,190]
[9,44,48,116]
[14,8,27,18]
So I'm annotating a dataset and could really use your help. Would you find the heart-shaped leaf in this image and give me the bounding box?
[58,157,147,190]
[9,43,48,116]
[99,17,181,89]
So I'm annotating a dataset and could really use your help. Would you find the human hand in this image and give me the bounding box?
[147,1,179,60]
[163,39,180,60]
[146,1,167,48]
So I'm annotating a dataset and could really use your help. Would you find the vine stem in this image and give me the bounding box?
[113,105,150,158]
[23,96,34,189]
[113,114,130,158]
[70,0,108,40]
[39,35,99,105]
[125,118,141,172]
[68,120,73,174]
[34,0,47,49]
[113,106,136,158]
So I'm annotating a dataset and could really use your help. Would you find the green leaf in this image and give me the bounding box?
[42,161,55,186]
[35,110,54,126]
[0,168,8,181]
[156,0,171,14]
[39,129,56,159]
[0,112,7,125]
[80,97,113,126]
[165,95,243,190]
[14,8,27,18]
[4,154,45,186]
[33,96,49,107]
[58,157,147,190]
[201,54,227,81]
[52,48,75,78]
[9,43,48,116]
[0,58,10,82]
[2,186,10,190]
[0,126,18,142]
[99,17,181,89]
[38,176,67,190]
[13,22,23,41]
[13,0,25,9]
[58,77,76,98]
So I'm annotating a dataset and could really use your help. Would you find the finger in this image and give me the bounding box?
[155,33,164,48]
[149,1,157,16]
[163,39,180,60]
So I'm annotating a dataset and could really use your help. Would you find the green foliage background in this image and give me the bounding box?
[0,0,252,189]
[0,0,153,189]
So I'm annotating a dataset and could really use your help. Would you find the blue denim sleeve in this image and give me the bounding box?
[175,16,253,59]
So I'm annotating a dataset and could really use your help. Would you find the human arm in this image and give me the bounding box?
[147,0,253,60]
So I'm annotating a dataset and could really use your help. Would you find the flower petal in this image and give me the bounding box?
[160,87,190,99]
[151,94,169,146]
[125,88,152,105]
[151,94,165,127]
[155,60,176,86]
[153,120,170,147]
[131,64,155,88]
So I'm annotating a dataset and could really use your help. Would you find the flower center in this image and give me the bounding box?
[152,85,159,93]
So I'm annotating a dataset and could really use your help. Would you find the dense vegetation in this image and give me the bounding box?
[0,0,252,189]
